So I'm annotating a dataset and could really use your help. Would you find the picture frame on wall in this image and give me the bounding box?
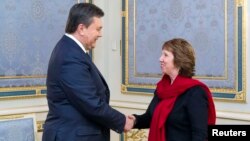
[121,0,246,102]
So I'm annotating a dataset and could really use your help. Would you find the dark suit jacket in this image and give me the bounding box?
[42,35,125,141]
[134,86,208,141]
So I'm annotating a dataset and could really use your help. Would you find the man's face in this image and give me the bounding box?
[83,17,102,50]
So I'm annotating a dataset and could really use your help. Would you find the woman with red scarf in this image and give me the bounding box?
[130,38,216,141]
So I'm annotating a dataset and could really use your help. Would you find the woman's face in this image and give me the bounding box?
[159,49,177,75]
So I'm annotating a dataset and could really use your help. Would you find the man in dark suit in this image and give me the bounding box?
[42,3,134,141]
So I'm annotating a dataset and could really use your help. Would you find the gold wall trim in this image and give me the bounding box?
[0,86,46,100]
[0,75,46,79]
[37,121,44,132]
[0,114,24,120]
[124,129,148,141]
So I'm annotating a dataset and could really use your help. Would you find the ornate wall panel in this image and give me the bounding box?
[0,0,82,99]
[0,114,36,141]
[121,0,246,102]
[122,129,148,141]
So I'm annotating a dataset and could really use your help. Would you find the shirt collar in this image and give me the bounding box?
[65,33,87,53]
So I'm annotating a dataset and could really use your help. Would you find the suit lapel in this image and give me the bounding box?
[85,53,109,92]
[63,35,110,96]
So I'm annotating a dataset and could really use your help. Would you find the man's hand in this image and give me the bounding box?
[124,115,136,132]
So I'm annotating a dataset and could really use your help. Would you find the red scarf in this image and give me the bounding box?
[148,75,216,141]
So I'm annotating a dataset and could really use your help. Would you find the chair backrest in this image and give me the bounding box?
[0,114,37,141]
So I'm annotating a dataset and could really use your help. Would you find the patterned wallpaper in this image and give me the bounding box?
[128,0,234,87]
[0,0,77,96]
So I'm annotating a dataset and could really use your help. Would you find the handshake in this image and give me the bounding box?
[124,115,136,132]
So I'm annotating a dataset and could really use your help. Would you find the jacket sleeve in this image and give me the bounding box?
[133,92,160,129]
[187,86,208,141]
[59,53,125,133]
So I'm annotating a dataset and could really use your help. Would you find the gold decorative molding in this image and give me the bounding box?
[236,0,244,6]
[124,129,148,141]
[37,121,44,132]
[0,75,46,79]
[122,11,127,17]
[121,84,127,93]
[0,86,46,100]
[0,114,24,120]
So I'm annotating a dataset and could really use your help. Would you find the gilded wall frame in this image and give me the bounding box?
[121,0,246,102]
[0,0,88,100]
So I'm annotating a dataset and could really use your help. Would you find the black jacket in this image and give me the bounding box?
[134,86,208,141]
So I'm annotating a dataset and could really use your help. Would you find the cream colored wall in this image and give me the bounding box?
[0,0,249,141]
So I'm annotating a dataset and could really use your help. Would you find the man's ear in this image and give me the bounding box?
[78,24,87,35]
